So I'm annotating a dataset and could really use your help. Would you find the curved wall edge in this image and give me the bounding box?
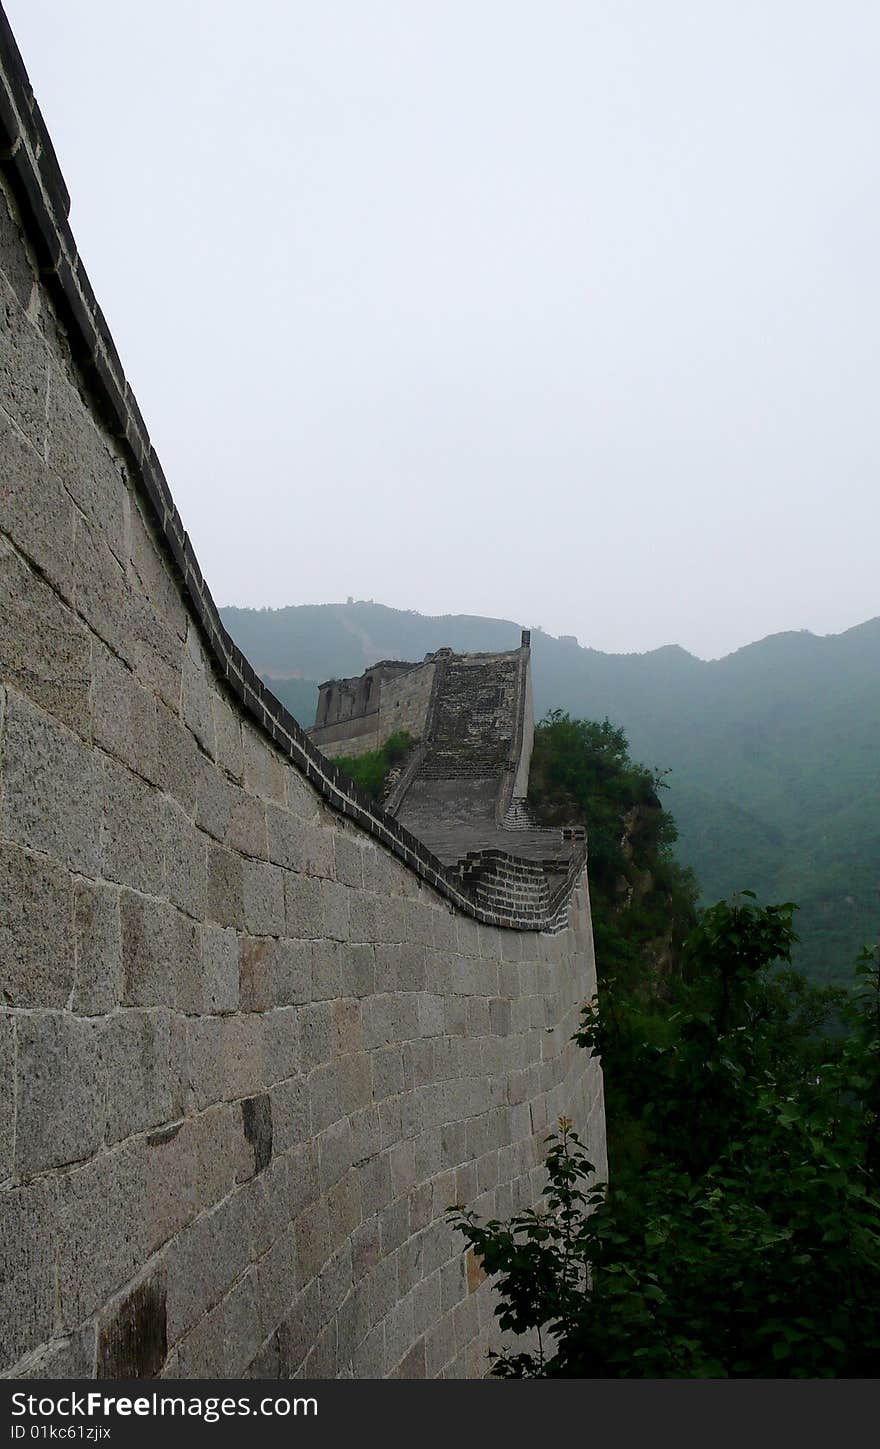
[0,17,583,933]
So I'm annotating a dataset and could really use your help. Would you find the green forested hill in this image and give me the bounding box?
[221,601,880,983]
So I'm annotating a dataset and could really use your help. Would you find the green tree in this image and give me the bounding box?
[450,900,880,1377]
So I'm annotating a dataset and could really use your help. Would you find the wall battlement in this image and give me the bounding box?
[0,7,605,1382]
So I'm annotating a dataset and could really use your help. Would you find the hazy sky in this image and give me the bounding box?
[7,1,879,658]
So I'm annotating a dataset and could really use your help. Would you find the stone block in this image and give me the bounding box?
[72,879,121,1015]
[309,1061,344,1132]
[201,924,239,1013]
[327,1169,361,1247]
[242,858,285,936]
[101,755,165,896]
[1,691,101,874]
[120,892,200,1010]
[127,503,184,636]
[337,1052,372,1116]
[0,274,47,450]
[371,1045,405,1102]
[0,1178,58,1370]
[187,1013,264,1109]
[165,1198,251,1345]
[0,839,74,1008]
[333,832,364,888]
[212,692,243,780]
[284,873,324,939]
[240,1092,274,1179]
[0,187,35,308]
[332,998,363,1057]
[322,880,351,940]
[73,514,133,658]
[271,1076,311,1153]
[359,1150,393,1216]
[15,1012,106,1176]
[345,943,376,997]
[418,993,445,1038]
[9,1325,97,1380]
[295,1198,329,1288]
[127,590,182,711]
[367,1255,398,1325]
[226,786,267,859]
[384,1293,415,1375]
[0,412,75,601]
[350,1106,380,1165]
[56,1143,148,1329]
[103,1009,173,1145]
[240,935,311,1011]
[0,1012,12,1180]
[242,723,286,803]
[155,702,200,817]
[163,803,208,919]
[311,938,342,1000]
[181,629,215,757]
[352,1322,385,1378]
[261,1006,300,1084]
[256,1223,297,1340]
[385,943,427,992]
[318,1117,353,1191]
[318,1243,352,1321]
[97,1270,167,1378]
[45,361,127,564]
[91,643,158,783]
[207,842,245,929]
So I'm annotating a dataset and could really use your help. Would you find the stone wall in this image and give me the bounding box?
[310,658,436,761]
[0,10,606,1382]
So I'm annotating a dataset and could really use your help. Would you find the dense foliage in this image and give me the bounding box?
[451,714,880,1377]
[330,730,412,800]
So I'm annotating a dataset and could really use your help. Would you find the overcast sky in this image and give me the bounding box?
[7,1,879,659]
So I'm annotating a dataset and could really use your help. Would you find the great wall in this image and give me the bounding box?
[0,8,606,1379]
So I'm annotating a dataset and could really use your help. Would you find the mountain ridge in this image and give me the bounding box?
[221,601,880,982]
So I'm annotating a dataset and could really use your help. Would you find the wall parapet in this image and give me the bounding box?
[0,13,583,933]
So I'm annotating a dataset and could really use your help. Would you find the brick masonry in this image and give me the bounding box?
[0,9,606,1381]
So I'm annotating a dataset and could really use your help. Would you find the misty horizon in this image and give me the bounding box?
[7,1,880,660]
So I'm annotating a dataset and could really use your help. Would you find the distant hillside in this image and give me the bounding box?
[221,601,880,983]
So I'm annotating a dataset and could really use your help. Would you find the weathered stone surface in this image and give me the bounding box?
[0,1011,13,1179]
[0,188,34,309]
[97,1271,167,1378]
[91,643,158,782]
[0,544,90,724]
[155,701,200,817]
[101,755,165,895]
[181,626,215,757]
[15,1013,106,1176]
[0,413,76,600]
[0,840,74,1008]
[284,872,324,939]
[201,924,239,1013]
[242,859,285,936]
[2,698,101,879]
[9,1325,97,1379]
[242,723,286,803]
[120,892,200,1011]
[213,693,243,781]
[163,802,208,919]
[72,879,122,1015]
[103,1009,173,1144]
[207,842,244,929]
[0,1178,58,1366]
[45,362,127,565]
[0,274,47,450]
